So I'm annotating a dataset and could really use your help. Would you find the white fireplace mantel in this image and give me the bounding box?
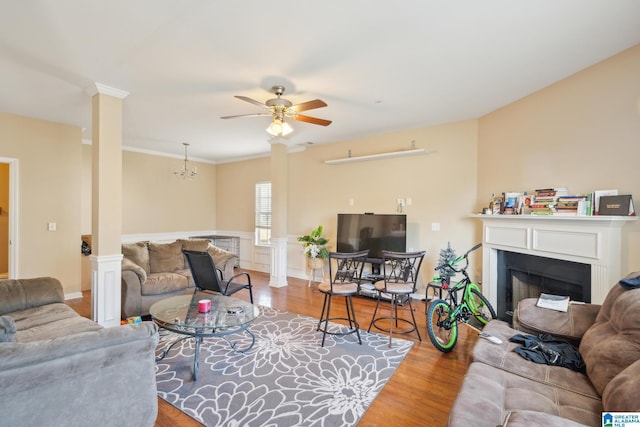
[472,214,637,306]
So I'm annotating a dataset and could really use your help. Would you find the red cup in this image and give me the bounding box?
[198,299,211,313]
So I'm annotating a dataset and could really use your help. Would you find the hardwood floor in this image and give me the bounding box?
[67,270,477,427]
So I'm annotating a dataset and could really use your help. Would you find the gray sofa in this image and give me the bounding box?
[0,277,159,427]
[448,273,640,427]
[121,238,239,318]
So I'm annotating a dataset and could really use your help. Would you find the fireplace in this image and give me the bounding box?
[496,251,591,322]
[474,214,636,319]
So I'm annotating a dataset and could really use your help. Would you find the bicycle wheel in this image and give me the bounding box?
[468,288,497,325]
[426,299,458,352]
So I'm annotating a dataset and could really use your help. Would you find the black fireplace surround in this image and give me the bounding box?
[497,251,591,323]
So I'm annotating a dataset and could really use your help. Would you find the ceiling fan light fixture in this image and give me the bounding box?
[266,119,293,136]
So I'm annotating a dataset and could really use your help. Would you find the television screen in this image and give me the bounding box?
[336,213,407,260]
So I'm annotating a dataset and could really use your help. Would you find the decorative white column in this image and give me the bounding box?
[87,83,129,327]
[90,254,123,326]
[270,237,289,287]
[269,138,289,287]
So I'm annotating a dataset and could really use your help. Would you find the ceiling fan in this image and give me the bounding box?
[221,85,331,135]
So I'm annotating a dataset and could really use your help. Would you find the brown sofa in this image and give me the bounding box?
[448,273,640,427]
[121,238,238,318]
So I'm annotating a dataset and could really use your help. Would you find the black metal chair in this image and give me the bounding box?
[183,249,253,303]
[317,250,369,347]
[368,250,426,347]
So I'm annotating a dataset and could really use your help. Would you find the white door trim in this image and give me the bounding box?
[0,157,18,278]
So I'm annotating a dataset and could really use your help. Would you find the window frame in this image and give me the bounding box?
[255,181,271,246]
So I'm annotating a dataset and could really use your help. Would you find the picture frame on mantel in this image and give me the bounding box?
[598,195,635,216]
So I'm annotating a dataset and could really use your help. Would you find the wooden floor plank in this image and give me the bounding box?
[67,269,476,426]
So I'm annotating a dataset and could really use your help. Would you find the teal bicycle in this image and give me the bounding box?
[426,243,496,352]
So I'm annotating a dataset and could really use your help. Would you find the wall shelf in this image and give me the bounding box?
[324,148,428,165]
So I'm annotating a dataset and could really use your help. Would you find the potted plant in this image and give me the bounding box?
[298,225,329,269]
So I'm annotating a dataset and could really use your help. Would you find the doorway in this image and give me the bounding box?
[0,158,18,279]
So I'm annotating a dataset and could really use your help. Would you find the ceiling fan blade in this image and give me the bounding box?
[220,113,271,119]
[291,114,332,126]
[288,99,327,112]
[235,95,267,109]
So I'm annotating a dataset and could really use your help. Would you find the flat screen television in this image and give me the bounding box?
[336,213,407,260]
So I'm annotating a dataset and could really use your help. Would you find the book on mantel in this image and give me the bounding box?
[536,293,570,312]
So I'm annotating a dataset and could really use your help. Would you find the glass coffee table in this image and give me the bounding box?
[150,292,259,380]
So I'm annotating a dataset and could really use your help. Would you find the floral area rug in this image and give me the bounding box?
[155,305,413,427]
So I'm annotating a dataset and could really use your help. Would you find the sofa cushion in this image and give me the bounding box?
[141,272,190,296]
[148,241,184,273]
[580,281,640,395]
[515,298,600,343]
[9,303,102,342]
[174,269,195,288]
[501,410,594,427]
[602,359,640,412]
[472,320,599,399]
[448,362,602,427]
[122,242,150,274]
[179,238,211,252]
[0,316,16,342]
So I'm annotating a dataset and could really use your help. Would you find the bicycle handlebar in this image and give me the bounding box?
[434,243,482,272]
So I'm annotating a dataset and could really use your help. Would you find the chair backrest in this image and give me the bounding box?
[381,250,426,292]
[329,250,370,289]
[182,249,223,293]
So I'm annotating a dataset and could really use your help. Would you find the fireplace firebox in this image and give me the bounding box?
[497,251,591,322]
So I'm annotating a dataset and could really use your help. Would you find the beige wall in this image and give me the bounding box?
[82,145,218,235]
[0,163,8,274]
[0,112,83,292]
[216,156,270,232]
[477,44,640,274]
[217,120,480,275]
[121,150,217,234]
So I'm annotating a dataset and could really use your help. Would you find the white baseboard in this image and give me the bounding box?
[65,292,83,300]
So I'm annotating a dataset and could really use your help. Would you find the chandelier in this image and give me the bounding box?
[174,143,198,179]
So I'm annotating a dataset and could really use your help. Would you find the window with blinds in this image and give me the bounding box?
[255,182,271,246]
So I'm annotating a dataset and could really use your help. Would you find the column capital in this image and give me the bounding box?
[86,83,130,99]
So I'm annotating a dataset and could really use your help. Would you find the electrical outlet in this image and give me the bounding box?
[48,222,57,231]
[431,222,440,231]
[397,198,405,206]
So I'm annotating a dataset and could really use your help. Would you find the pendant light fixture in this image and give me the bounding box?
[174,143,198,179]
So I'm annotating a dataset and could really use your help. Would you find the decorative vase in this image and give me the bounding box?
[307,257,324,269]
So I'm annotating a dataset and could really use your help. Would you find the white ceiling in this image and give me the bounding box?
[1,1,639,163]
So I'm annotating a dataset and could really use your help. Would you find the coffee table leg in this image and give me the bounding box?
[223,327,256,353]
[193,336,203,381]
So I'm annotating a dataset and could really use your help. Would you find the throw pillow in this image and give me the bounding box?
[149,241,184,273]
[0,315,16,342]
[179,239,211,252]
[122,242,150,274]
